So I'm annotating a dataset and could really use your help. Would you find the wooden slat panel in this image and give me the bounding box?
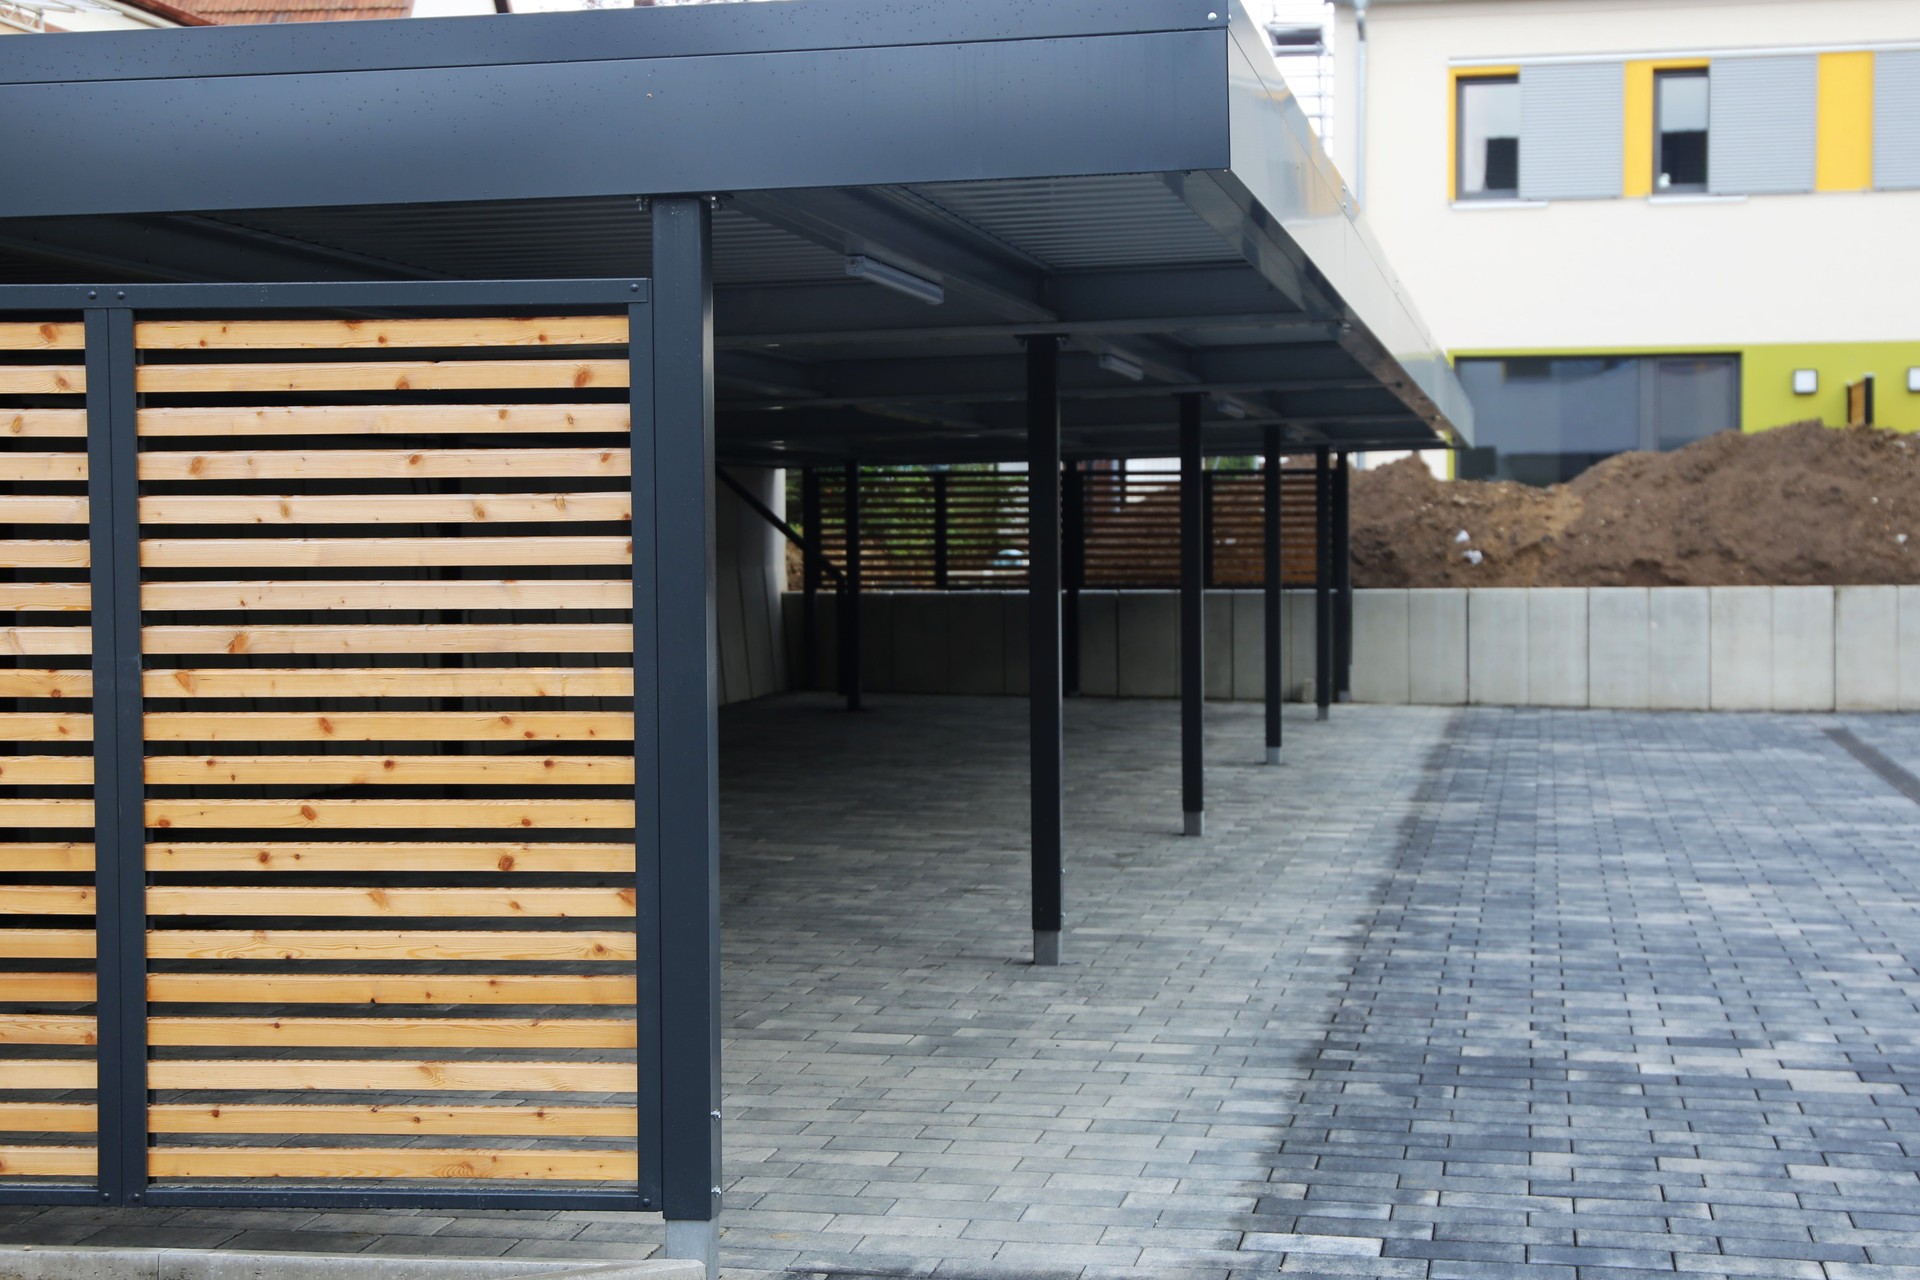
[148,843,633,874]
[0,1146,96,1177]
[137,360,627,395]
[2,410,87,437]
[0,974,97,1002]
[140,493,631,526]
[0,367,84,395]
[0,542,90,569]
[140,448,628,482]
[0,584,90,612]
[0,455,86,483]
[0,758,92,785]
[0,844,95,873]
[144,712,631,741]
[148,1148,636,1181]
[145,756,633,786]
[0,1061,93,1089]
[142,626,631,656]
[149,1018,635,1048]
[0,630,92,656]
[143,668,631,699]
[136,317,629,351]
[146,1060,634,1091]
[147,973,633,1004]
[0,497,88,525]
[0,1104,95,1132]
[0,713,91,741]
[143,537,631,568]
[0,932,94,959]
[148,1104,632,1136]
[0,1017,96,1046]
[145,886,635,917]
[143,580,630,612]
[146,800,634,831]
[146,931,636,961]
[138,404,629,437]
[0,885,95,914]
[0,670,92,698]
[0,324,84,352]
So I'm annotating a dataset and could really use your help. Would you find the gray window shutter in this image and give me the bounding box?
[1518,62,1624,200]
[1876,50,1920,190]
[1708,55,1817,195]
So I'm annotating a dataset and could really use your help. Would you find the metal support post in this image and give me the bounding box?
[1334,451,1353,703]
[1027,336,1064,966]
[1179,395,1205,836]
[652,196,722,1273]
[842,460,862,712]
[1062,459,1085,697]
[932,469,949,591]
[801,467,821,690]
[1263,427,1283,765]
[1314,445,1333,723]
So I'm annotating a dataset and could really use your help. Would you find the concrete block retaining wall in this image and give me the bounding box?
[783,586,1915,711]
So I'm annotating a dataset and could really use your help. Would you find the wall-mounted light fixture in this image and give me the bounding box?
[1096,353,1144,382]
[1792,369,1819,396]
[845,255,944,305]
[1216,400,1249,420]
[1909,367,1920,394]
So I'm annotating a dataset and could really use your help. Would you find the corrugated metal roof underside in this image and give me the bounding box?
[902,175,1242,272]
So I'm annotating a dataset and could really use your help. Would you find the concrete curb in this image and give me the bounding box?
[0,1247,704,1280]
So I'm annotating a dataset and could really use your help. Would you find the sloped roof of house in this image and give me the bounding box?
[184,0,406,24]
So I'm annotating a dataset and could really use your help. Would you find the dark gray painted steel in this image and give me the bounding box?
[1710,55,1818,195]
[626,296,663,1210]
[1314,447,1333,721]
[1179,395,1205,827]
[1027,337,1064,941]
[1263,428,1283,757]
[1334,452,1352,701]
[1518,62,1625,201]
[1875,50,1920,190]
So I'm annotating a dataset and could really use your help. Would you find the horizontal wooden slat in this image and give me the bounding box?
[0,670,90,698]
[0,584,90,612]
[0,1146,96,1177]
[147,842,633,874]
[140,492,631,526]
[0,931,94,959]
[0,324,83,352]
[149,1018,634,1048]
[2,410,86,438]
[0,1017,96,1046]
[0,843,94,873]
[0,885,95,914]
[137,360,627,395]
[0,758,92,786]
[148,1103,632,1136]
[146,931,636,962]
[148,1147,636,1180]
[0,1104,95,1133]
[143,668,631,699]
[0,629,91,656]
[142,626,632,656]
[0,542,89,569]
[147,973,633,1005]
[140,448,628,483]
[143,580,630,612]
[0,973,97,1002]
[145,756,633,786]
[0,454,86,483]
[144,712,631,741]
[146,800,634,831]
[146,886,635,917]
[0,1061,92,1089]
[146,1060,634,1092]
[0,713,90,741]
[136,317,629,351]
[0,497,88,525]
[138,404,629,437]
[0,367,83,395]
[143,537,631,568]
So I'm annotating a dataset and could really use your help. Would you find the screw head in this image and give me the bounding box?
[87,290,98,300]
[115,290,127,300]
[709,1109,721,1120]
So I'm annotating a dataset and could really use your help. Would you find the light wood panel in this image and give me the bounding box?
[146,973,634,1004]
[143,712,632,741]
[0,885,95,914]
[146,931,636,962]
[148,1104,632,1136]
[137,317,630,351]
[0,714,91,741]
[140,492,631,526]
[0,1104,95,1132]
[0,324,83,351]
[143,537,631,568]
[2,410,87,438]
[146,1060,634,1092]
[137,360,627,395]
[147,801,634,831]
[0,455,86,483]
[0,1061,93,1089]
[0,974,96,1002]
[0,844,94,873]
[148,1018,635,1048]
[0,670,91,698]
[144,756,633,786]
[142,626,632,656]
[0,931,94,959]
[137,404,629,437]
[0,367,83,395]
[147,842,634,873]
[0,759,92,786]
[0,629,92,656]
[143,579,630,612]
[0,1017,96,1046]
[143,668,631,699]
[140,448,629,482]
[0,584,90,612]
[145,886,635,916]
[0,497,88,524]
[0,542,90,569]
[0,1147,96,1177]
[148,1148,636,1180]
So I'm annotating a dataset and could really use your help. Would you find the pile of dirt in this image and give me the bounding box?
[1353,422,1920,588]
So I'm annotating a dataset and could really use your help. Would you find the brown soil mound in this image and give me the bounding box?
[1353,422,1920,588]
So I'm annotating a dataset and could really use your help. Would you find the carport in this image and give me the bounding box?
[0,1,1467,1272]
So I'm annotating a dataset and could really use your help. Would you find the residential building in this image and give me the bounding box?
[1331,0,1920,481]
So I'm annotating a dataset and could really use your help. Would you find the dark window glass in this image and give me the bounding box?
[1457,76,1521,198]
[1655,69,1709,192]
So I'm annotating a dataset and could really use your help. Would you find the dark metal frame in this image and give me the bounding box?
[1178,396,1205,836]
[1026,337,1064,964]
[0,274,719,1220]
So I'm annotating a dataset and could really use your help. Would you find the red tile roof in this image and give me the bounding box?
[182,0,409,23]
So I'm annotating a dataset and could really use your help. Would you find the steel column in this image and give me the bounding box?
[1179,395,1205,837]
[1062,460,1085,697]
[1314,446,1333,723]
[627,296,664,1212]
[652,196,722,1271]
[1027,336,1064,966]
[1263,427,1283,765]
[932,469,950,592]
[801,467,822,690]
[842,461,862,712]
[1334,451,1353,703]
